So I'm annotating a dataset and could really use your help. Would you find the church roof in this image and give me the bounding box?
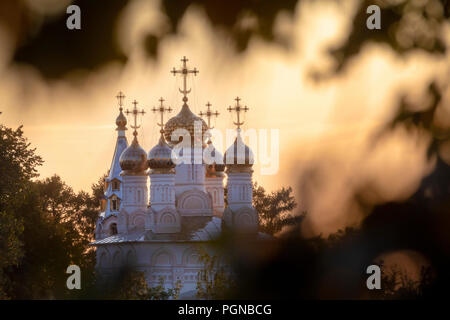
[107,135,128,181]
[91,216,271,245]
[92,216,222,245]
[163,103,208,146]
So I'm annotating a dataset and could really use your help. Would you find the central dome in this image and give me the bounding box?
[164,104,208,147]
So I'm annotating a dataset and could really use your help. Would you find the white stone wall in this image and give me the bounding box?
[149,173,176,211]
[226,172,253,211]
[95,242,219,298]
[121,174,148,211]
[205,176,225,217]
[175,163,206,195]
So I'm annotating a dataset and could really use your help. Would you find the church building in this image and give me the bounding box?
[92,57,264,298]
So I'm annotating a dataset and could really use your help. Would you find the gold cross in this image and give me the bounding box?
[125,100,146,137]
[227,97,249,129]
[199,102,219,129]
[116,91,125,110]
[151,97,172,132]
[171,56,199,103]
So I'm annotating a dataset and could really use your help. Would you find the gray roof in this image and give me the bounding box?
[91,216,223,245]
[107,135,128,181]
[91,216,272,245]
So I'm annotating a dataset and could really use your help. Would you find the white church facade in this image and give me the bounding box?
[91,57,264,298]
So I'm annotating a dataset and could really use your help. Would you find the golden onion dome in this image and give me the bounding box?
[119,137,148,173]
[116,109,127,131]
[164,104,208,146]
[224,130,254,170]
[148,133,176,170]
[205,140,225,176]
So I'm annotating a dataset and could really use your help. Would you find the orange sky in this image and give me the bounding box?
[1,0,449,236]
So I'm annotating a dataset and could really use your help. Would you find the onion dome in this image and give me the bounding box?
[116,108,127,131]
[148,133,176,170]
[119,136,148,173]
[224,130,254,171]
[164,104,208,146]
[205,140,225,176]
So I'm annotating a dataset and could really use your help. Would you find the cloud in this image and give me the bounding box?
[0,0,448,236]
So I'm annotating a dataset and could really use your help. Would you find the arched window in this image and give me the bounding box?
[110,196,120,211]
[110,223,118,235]
[112,180,120,191]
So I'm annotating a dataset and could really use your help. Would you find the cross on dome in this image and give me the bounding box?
[125,100,146,137]
[116,91,125,110]
[227,96,249,129]
[151,97,172,133]
[171,56,199,104]
[199,102,219,129]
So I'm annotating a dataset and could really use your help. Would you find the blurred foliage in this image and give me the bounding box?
[6,0,128,79]
[1,0,450,300]
[4,0,449,79]
[161,0,298,51]
[331,0,450,72]
[368,261,434,299]
[196,247,236,299]
[93,268,181,300]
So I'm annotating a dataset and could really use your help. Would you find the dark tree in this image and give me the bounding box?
[252,182,300,235]
[0,123,42,298]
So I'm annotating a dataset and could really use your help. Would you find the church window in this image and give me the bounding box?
[111,198,118,211]
[110,223,118,235]
[112,180,120,191]
[137,190,141,202]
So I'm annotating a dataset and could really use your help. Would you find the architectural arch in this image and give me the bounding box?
[182,246,202,266]
[111,248,123,268]
[129,209,146,232]
[153,207,180,233]
[126,247,137,267]
[102,215,118,237]
[177,189,213,216]
[151,247,175,267]
[234,206,258,231]
[97,248,111,268]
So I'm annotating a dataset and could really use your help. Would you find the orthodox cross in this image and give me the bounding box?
[171,56,199,103]
[227,97,249,129]
[116,91,125,111]
[125,100,145,137]
[199,102,219,129]
[151,97,172,133]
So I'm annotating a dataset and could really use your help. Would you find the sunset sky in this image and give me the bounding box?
[1,0,449,236]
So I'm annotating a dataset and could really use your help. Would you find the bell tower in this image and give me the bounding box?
[223,97,258,232]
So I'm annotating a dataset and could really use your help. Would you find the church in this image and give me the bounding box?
[91,57,265,298]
